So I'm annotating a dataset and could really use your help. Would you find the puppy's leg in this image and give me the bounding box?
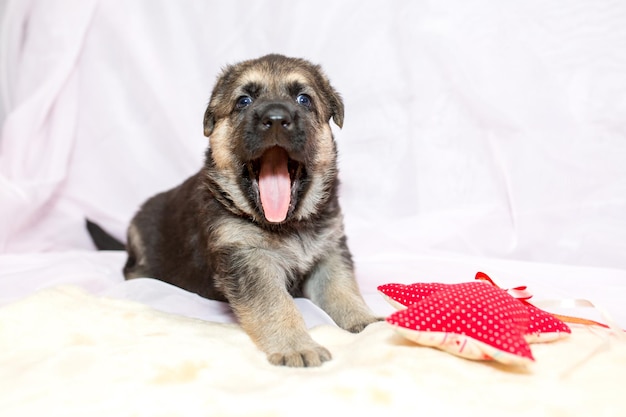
[220,251,331,367]
[304,251,382,333]
[232,290,331,367]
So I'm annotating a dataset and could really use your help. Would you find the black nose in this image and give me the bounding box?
[259,105,293,132]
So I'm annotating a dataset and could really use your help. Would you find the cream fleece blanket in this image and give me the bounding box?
[0,286,624,417]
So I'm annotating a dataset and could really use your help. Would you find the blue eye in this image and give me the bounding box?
[296,94,312,108]
[236,96,253,109]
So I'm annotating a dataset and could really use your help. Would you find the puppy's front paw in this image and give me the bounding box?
[267,344,332,367]
[345,316,384,333]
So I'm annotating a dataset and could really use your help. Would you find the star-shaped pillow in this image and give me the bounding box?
[378,273,571,366]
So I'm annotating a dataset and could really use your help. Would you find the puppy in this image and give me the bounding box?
[124,54,379,367]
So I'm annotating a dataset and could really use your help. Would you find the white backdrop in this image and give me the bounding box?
[1,0,625,270]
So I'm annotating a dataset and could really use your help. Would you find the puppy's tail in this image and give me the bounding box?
[85,219,126,251]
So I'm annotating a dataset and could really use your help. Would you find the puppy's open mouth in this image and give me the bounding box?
[246,146,304,223]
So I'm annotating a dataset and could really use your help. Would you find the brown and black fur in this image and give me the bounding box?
[124,54,380,367]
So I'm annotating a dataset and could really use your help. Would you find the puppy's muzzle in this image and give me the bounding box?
[241,102,308,224]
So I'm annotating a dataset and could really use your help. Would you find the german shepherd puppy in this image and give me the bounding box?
[124,54,379,367]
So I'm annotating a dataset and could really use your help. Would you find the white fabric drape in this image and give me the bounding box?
[1,0,625,270]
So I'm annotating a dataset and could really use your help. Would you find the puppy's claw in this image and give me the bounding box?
[268,346,332,367]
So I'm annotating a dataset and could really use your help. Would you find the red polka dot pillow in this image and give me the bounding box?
[378,273,571,366]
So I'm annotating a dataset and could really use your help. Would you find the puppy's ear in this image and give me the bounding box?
[203,105,215,137]
[330,91,345,129]
[315,64,345,128]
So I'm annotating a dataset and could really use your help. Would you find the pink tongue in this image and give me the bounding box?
[258,147,291,223]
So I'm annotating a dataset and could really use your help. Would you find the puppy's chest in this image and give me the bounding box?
[277,230,335,270]
[211,219,340,272]
[256,228,338,275]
